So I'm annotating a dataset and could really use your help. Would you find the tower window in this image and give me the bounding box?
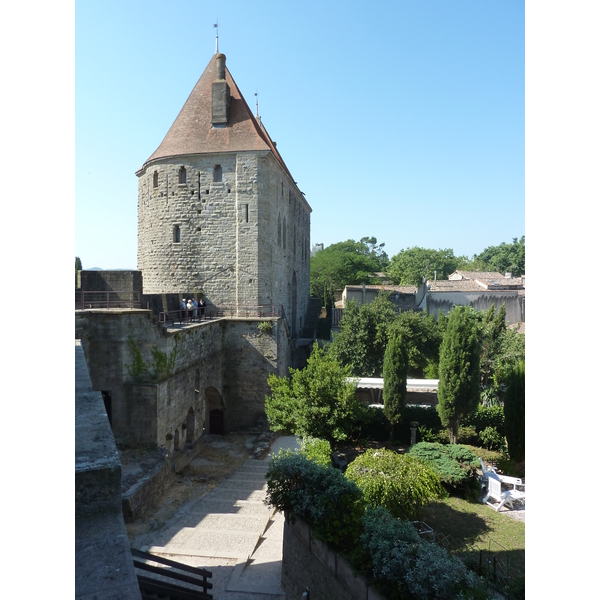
[179,166,187,184]
[153,171,158,188]
[213,165,222,182]
[173,225,181,243]
[245,204,249,222]
[283,217,287,250]
[278,214,282,247]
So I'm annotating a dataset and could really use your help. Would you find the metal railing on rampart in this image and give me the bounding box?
[157,304,287,327]
[75,290,143,310]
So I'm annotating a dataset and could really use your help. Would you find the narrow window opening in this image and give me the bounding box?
[213,165,222,182]
[283,217,287,250]
[179,166,187,184]
[244,204,249,223]
[153,171,158,188]
[174,225,181,243]
[278,214,282,247]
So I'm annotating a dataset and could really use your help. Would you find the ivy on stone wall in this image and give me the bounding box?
[126,335,179,382]
[126,335,149,380]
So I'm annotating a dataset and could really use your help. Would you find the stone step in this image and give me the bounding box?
[159,527,262,559]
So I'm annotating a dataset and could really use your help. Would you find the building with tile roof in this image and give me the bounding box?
[423,270,525,325]
[136,52,311,337]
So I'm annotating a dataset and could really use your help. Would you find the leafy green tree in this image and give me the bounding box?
[387,247,459,287]
[473,236,525,276]
[310,239,382,305]
[75,256,82,288]
[265,343,360,444]
[359,236,389,270]
[437,306,481,444]
[383,334,408,436]
[389,310,443,377]
[328,294,397,377]
[503,360,525,462]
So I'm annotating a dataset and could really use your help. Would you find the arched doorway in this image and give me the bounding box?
[205,387,224,435]
[291,271,297,338]
[209,409,224,435]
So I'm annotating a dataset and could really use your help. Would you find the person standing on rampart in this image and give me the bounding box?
[193,298,198,320]
[199,298,206,319]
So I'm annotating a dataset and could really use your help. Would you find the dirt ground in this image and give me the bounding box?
[123,432,276,543]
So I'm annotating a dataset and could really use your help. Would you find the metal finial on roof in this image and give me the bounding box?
[214,20,219,53]
[255,91,258,118]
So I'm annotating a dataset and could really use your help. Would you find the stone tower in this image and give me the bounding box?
[136,53,311,337]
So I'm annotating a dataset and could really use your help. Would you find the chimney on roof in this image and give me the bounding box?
[505,272,512,279]
[212,53,231,127]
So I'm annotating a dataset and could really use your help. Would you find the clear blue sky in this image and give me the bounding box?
[75,0,524,270]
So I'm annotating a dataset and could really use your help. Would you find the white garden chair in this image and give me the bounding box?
[483,473,525,511]
[479,458,524,490]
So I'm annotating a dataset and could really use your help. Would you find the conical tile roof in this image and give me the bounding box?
[140,54,290,176]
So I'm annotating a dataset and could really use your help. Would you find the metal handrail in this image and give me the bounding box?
[75,290,143,310]
[158,304,285,327]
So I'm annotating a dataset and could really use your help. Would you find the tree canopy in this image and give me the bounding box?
[473,236,525,277]
[328,294,397,377]
[386,247,460,287]
[310,238,385,305]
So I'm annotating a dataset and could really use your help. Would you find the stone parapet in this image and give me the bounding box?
[282,512,387,600]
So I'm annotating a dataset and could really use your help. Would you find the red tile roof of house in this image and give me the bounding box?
[345,284,417,294]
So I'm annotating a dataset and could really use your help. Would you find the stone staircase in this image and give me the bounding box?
[300,297,322,339]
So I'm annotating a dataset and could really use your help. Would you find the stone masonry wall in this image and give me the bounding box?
[426,291,524,325]
[282,512,385,600]
[75,310,293,451]
[137,151,311,338]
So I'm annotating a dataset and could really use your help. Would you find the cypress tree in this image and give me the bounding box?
[75,256,82,289]
[437,306,481,443]
[383,334,408,438]
[503,360,525,462]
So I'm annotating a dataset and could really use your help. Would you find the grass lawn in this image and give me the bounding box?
[420,496,525,575]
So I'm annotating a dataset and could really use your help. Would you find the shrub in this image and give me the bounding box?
[345,448,446,519]
[457,425,479,445]
[361,507,490,600]
[408,442,479,488]
[257,320,273,335]
[478,426,504,451]
[265,450,365,550]
[462,405,505,438]
[355,405,390,442]
[300,436,332,467]
[265,343,360,444]
[397,405,443,445]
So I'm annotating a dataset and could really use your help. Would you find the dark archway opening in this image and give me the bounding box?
[209,409,224,435]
